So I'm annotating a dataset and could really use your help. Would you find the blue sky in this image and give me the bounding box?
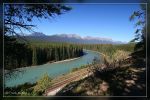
[27,4,140,42]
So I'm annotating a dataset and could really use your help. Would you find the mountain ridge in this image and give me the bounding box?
[26,33,126,44]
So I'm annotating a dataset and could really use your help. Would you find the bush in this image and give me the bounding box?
[71,65,87,72]
[33,73,52,94]
[112,50,130,61]
[4,82,36,96]
[71,68,79,72]
[102,50,130,64]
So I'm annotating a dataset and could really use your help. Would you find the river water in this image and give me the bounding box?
[5,50,101,87]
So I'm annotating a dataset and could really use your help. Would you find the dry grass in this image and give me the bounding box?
[102,50,130,64]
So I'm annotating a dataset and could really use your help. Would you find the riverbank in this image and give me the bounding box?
[5,49,100,88]
[5,50,92,72]
[4,56,82,73]
[4,67,90,96]
[49,57,81,64]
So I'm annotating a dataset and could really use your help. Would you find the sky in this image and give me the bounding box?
[26,4,141,42]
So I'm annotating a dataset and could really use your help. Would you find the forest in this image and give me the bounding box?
[4,36,135,71]
[4,37,84,70]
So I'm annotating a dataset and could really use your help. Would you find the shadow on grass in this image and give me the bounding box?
[95,66,146,96]
[56,56,146,96]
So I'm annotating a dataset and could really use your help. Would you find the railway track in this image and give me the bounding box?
[45,57,131,96]
[45,68,88,96]
[45,66,119,96]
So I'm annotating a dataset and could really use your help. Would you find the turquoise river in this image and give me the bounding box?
[5,50,101,87]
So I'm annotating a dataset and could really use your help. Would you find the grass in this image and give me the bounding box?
[71,65,90,72]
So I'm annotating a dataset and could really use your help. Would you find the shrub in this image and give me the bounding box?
[102,50,130,64]
[33,73,52,94]
[113,50,130,61]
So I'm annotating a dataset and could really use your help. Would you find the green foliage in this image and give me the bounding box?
[33,73,52,94]
[129,5,146,42]
[29,42,84,65]
[5,40,84,70]
[4,36,32,70]
[4,82,36,96]
[20,90,36,96]
[71,68,79,72]
[129,4,146,55]
[71,65,88,72]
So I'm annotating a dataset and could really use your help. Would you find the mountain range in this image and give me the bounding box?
[25,32,126,44]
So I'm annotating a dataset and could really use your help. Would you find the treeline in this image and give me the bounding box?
[30,42,84,65]
[4,38,84,70]
[5,36,135,70]
[79,43,135,59]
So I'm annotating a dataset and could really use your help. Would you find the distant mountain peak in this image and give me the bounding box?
[29,32,46,36]
[54,33,82,39]
[83,36,112,41]
[26,33,125,44]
